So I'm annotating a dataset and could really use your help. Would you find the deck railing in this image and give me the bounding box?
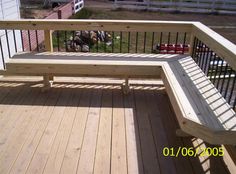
[0,20,235,108]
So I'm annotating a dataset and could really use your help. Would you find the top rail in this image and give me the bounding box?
[192,22,236,70]
[0,19,235,69]
[0,19,193,32]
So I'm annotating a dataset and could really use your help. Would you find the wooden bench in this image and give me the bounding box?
[162,56,236,145]
[1,52,236,145]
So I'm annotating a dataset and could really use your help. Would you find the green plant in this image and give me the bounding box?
[70,8,92,19]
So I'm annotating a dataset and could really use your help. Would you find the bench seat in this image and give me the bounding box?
[2,52,173,78]
[162,56,236,145]
[1,52,236,145]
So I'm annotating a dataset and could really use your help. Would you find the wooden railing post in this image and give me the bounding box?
[44,30,53,52]
[43,30,53,89]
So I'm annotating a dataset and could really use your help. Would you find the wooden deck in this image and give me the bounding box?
[0,77,230,174]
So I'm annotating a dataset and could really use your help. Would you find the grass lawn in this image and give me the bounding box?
[52,7,236,53]
[53,8,192,53]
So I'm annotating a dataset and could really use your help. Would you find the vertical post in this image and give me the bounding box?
[43,30,53,90]
[122,76,130,94]
[44,30,53,52]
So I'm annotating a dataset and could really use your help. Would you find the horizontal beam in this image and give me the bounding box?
[0,19,193,32]
[193,22,236,70]
[0,19,235,71]
[4,60,162,78]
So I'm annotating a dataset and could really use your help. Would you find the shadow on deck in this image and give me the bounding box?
[0,78,230,174]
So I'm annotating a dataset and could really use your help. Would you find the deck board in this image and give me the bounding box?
[93,88,113,174]
[0,78,231,174]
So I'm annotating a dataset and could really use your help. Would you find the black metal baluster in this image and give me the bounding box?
[72,31,75,51]
[206,50,213,75]
[216,59,224,89]
[80,31,83,52]
[151,32,154,53]
[199,42,205,68]
[167,32,170,54]
[195,39,200,63]
[159,32,163,53]
[198,41,204,66]
[13,30,17,52]
[128,32,130,53]
[224,68,233,98]
[87,31,91,52]
[27,30,32,51]
[201,46,209,72]
[212,56,220,84]
[233,98,236,110]
[35,30,39,52]
[209,53,217,81]
[191,37,197,58]
[228,74,236,105]
[143,32,146,53]
[112,31,114,53]
[182,32,187,54]
[104,31,106,53]
[20,30,24,52]
[175,32,179,54]
[65,31,68,51]
[96,31,99,52]
[220,64,229,93]
[120,31,122,53]
[5,30,11,57]
[135,32,138,53]
[0,37,6,69]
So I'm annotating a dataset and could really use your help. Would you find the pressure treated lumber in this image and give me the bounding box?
[2,52,236,145]
[162,56,236,145]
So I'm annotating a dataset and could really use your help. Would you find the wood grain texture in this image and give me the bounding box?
[162,56,236,145]
[0,20,193,32]
[0,80,231,174]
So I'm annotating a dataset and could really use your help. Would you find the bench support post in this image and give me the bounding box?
[44,30,53,52]
[122,77,130,94]
[43,75,53,91]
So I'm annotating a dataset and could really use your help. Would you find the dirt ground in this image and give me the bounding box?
[20,0,236,43]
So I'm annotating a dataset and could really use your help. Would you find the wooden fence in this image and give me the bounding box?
[114,0,236,15]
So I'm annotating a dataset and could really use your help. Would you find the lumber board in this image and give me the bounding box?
[93,89,112,174]
[162,56,236,145]
[223,145,236,174]
[155,92,194,174]
[8,89,61,174]
[145,90,177,174]
[124,89,143,174]
[26,88,73,174]
[0,19,193,32]
[2,91,48,174]
[3,52,176,78]
[192,22,236,70]
[43,89,81,174]
[60,88,92,174]
[76,89,102,174]
[134,90,161,174]
[111,89,127,174]
[2,49,236,147]
[44,30,53,52]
